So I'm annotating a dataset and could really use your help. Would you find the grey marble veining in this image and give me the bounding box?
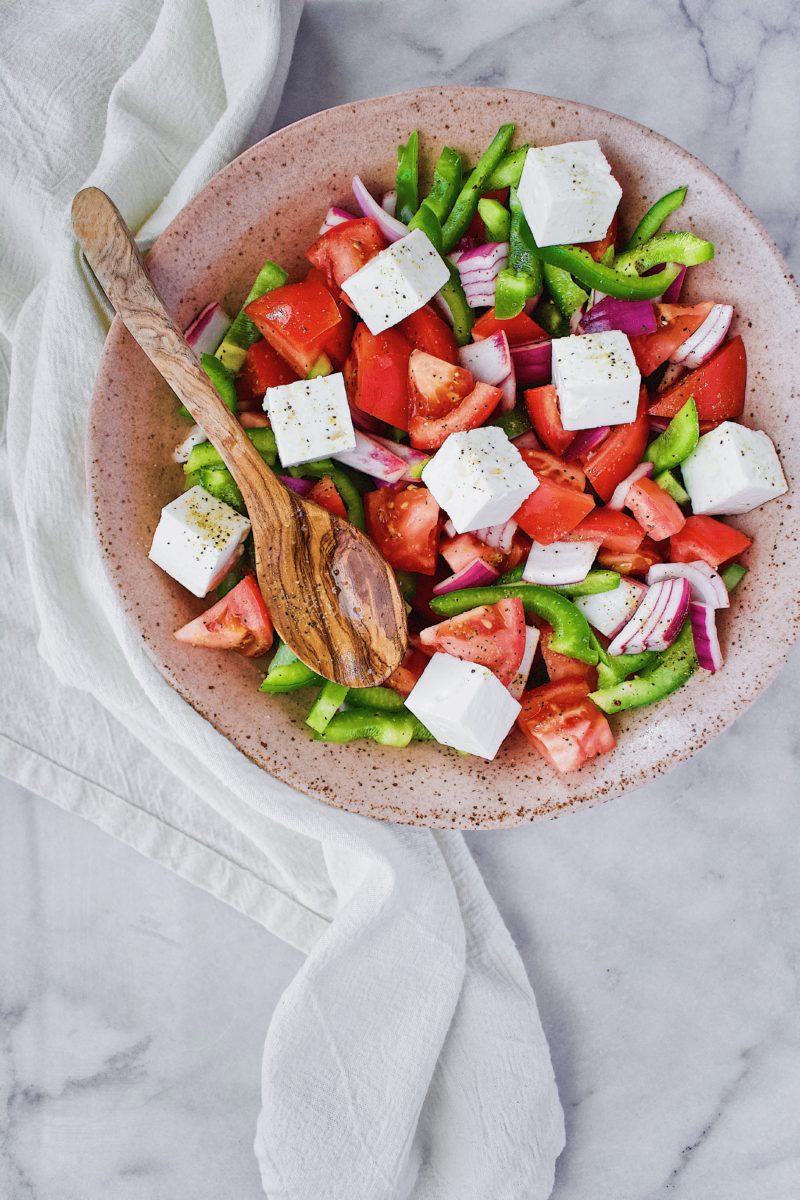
[3,0,800,1197]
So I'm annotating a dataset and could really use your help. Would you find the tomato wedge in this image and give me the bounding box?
[386,646,429,697]
[305,267,356,369]
[571,508,645,553]
[518,447,586,491]
[515,477,595,545]
[626,476,686,541]
[669,515,752,568]
[517,679,615,774]
[245,277,343,376]
[347,324,412,430]
[365,484,440,575]
[540,626,598,687]
[235,339,298,410]
[581,389,650,502]
[308,476,347,519]
[524,385,573,457]
[305,217,388,298]
[408,350,501,450]
[628,302,714,377]
[441,532,506,574]
[398,305,459,363]
[649,336,746,422]
[174,576,273,657]
[419,598,526,686]
[473,308,549,346]
[597,536,663,576]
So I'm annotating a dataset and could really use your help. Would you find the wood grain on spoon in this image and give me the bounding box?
[72,187,407,687]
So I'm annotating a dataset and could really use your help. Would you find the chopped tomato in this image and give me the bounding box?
[579,214,618,262]
[518,447,586,491]
[408,350,501,450]
[304,267,355,368]
[626,476,686,541]
[174,576,273,657]
[305,217,388,299]
[235,339,298,410]
[308,476,347,519]
[347,324,412,430]
[581,389,650,502]
[441,533,505,574]
[517,679,615,774]
[365,484,440,575]
[245,277,343,376]
[515,477,595,544]
[524,385,573,457]
[540,626,598,688]
[597,535,663,576]
[385,646,429,697]
[669,515,752,568]
[419,598,526,686]
[503,529,532,573]
[473,308,549,347]
[571,508,645,553]
[398,305,459,363]
[649,336,747,422]
[629,302,714,377]
[239,411,270,429]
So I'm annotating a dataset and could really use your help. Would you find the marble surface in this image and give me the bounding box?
[3,0,800,1197]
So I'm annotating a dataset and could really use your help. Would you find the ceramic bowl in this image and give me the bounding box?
[89,86,800,828]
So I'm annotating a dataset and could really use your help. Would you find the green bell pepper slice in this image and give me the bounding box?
[306,354,333,379]
[441,123,515,252]
[590,619,698,713]
[439,265,474,345]
[423,147,462,223]
[542,262,589,318]
[624,186,688,252]
[394,570,416,604]
[477,197,511,242]
[181,353,238,419]
[654,468,691,506]
[533,244,681,301]
[395,130,419,224]
[184,427,277,474]
[535,298,569,337]
[408,199,443,251]
[429,583,597,665]
[215,259,288,372]
[596,649,659,690]
[721,562,747,593]
[498,565,620,596]
[645,397,699,472]
[494,188,544,319]
[260,642,323,693]
[345,686,406,712]
[215,562,244,600]
[306,681,350,733]
[197,466,245,513]
[614,231,714,277]
[490,405,532,440]
[314,709,433,746]
[484,144,529,190]
[494,269,538,320]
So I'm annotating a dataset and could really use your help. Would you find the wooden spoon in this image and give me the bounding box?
[72,187,407,687]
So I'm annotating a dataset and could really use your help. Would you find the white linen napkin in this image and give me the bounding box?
[0,2,565,1195]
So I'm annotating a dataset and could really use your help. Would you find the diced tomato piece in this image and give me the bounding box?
[365,484,440,575]
[419,598,526,686]
[578,214,618,262]
[174,576,273,657]
[571,508,645,553]
[515,477,595,544]
[473,308,549,347]
[385,646,429,697]
[518,447,586,491]
[347,323,412,430]
[304,267,356,368]
[581,389,650,502]
[629,302,714,377]
[517,679,615,774]
[597,535,663,576]
[239,411,270,429]
[235,339,298,410]
[308,476,347,519]
[503,529,532,573]
[540,626,598,687]
[245,277,343,376]
[408,350,501,450]
[649,336,747,422]
[626,476,686,541]
[398,305,459,363]
[669,515,752,568]
[524,385,573,457]
[440,533,506,574]
[305,218,388,300]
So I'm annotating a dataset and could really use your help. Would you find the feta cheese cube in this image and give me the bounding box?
[149,485,251,598]
[421,427,538,534]
[340,228,450,335]
[264,373,355,468]
[517,139,622,247]
[552,331,640,430]
[681,421,788,515]
[405,653,521,760]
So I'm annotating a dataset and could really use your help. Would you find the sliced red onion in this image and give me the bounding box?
[370,434,429,480]
[432,557,500,596]
[522,539,600,587]
[184,302,231,358]
[513,430,541,450]
[656,362,686,393]
[690,602,723,671]
[523,292,543,314]
[450,241,509,270]
[463,289,498,310]
[173,423,207,464]
[670,304,733,369]
[507,625,541,701]
[352,175,408,243]
[498,371,517,412]
[381,190,397,216]
[648,416,671,435]
[569,306,585,335]
[662,265,687,303]
[640,577,691,651]
[474,518,517,553]
[607,579,666,655]
[575,577,647,639]
[564,425,610,462]
[458,332,512,384]
[579,297,657,336]
[434,290,457,327]
[608,461,654,510]
[332,430,407,483]
[647,561,729,609]
[510,338,552,387]
[280,475,314,495]
[318,206,357,236]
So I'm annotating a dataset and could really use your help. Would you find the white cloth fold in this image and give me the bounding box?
[0,2,564,1196]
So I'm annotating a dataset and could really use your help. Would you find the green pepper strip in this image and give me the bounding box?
[441,123,515,253]
[590,619,697,714]
[185,427,277,474]
[533,244,681,301]
[535,298,569,337]
[394,570,417,604]
[490,405,532,440]
[306,681,350,733]
[498,565,620,597]
[197,466,245,513]
[215,562,244,600]
[429,584,597,664]
[181,353,239,419]
[423,147,463,224]
[654,468,690,506]
[596,649,659,690]
[614,231,715,277]
[494,270,535,321]
[646,396,699,472]
[624,186,688,252]
[395,130,419,224]
[721,563,747,593]
[542,262,589,319]
[260,643,323,693]
[478,197,511,242]
[288,459,365,529]
[408,199,443,250]
[484,144,529,190]
[346,686,406,712]
[183,470,201,490]
[495,189,544,319]
[408,202,474,345]
[215,259,288,372]
[314,709,433,746]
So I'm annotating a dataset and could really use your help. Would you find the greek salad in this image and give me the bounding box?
[149,124,788,772]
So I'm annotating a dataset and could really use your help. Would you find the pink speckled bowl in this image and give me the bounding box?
[89,87,800,828]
